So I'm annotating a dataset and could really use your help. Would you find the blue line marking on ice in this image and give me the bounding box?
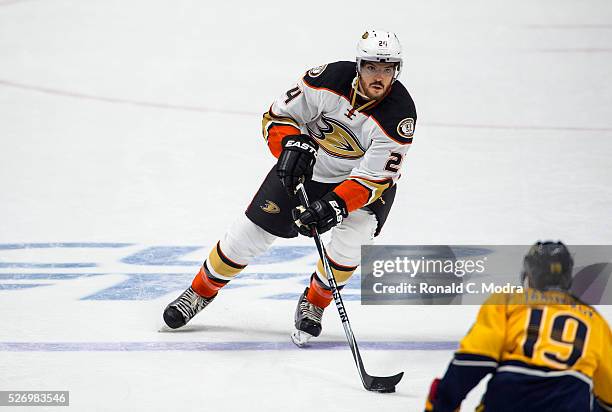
[0,283,51,290]
[0,274,104,292]
[0,243,132,250]
[0,273,101,280]
[0,341,458,351]
[0,273,300,281]
[120,246,204,266]
[0,262,97,268]
[0,242,132,268]
[81,273,249,300]
[80,272,305,300]
[0,272,310,300]
[120,246,316,266]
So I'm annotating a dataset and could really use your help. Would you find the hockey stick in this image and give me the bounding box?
[295,183,404,393]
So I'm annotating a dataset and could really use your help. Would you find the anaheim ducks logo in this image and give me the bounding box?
[307,116,365,159]
[307,64,327,78]
[261,200,280,214]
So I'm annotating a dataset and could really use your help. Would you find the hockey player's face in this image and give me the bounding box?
[359,62,395,99]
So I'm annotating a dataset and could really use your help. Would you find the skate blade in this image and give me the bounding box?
[158,325,173,333]
[291,330,314,347]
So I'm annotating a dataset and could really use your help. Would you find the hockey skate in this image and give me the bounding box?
[163,286,215,329]
[291,287,324,347]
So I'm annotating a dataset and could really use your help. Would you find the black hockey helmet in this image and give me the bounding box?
[521,241,573,290]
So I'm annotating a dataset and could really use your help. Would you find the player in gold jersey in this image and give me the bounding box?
[425,241,612,412]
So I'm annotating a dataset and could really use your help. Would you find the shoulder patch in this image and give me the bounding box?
[397,118,415,139]
[307,64,328,78]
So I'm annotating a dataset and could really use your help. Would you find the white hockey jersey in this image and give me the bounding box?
[262,61,417,211]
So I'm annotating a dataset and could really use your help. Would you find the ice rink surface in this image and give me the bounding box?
[1,0,611,410]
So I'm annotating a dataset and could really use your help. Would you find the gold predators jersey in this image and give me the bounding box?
[429,289,612,412]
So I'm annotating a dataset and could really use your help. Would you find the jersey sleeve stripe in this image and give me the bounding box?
[334,177,392,212]
[262,110,300,158]
[333,179,371,212]
[453,353,499,367]
[348,175,394,184]
[349,177,392,206]
[267,106,300,126]
[451,359,499,368]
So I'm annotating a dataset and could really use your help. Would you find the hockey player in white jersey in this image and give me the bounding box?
[163,29,417,346]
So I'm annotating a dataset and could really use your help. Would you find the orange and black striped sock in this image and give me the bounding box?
[191,262,229,298]
[306,255,356,307]
[191,241,248,298]
[305,273,346,308]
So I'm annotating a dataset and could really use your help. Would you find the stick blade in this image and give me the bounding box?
[364,371,404,393]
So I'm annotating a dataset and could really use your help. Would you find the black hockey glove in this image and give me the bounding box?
[276,134,318,196]
[292,192,348,237]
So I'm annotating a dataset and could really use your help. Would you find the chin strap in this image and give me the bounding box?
[351,76,371,100]
[350,76,378,112]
